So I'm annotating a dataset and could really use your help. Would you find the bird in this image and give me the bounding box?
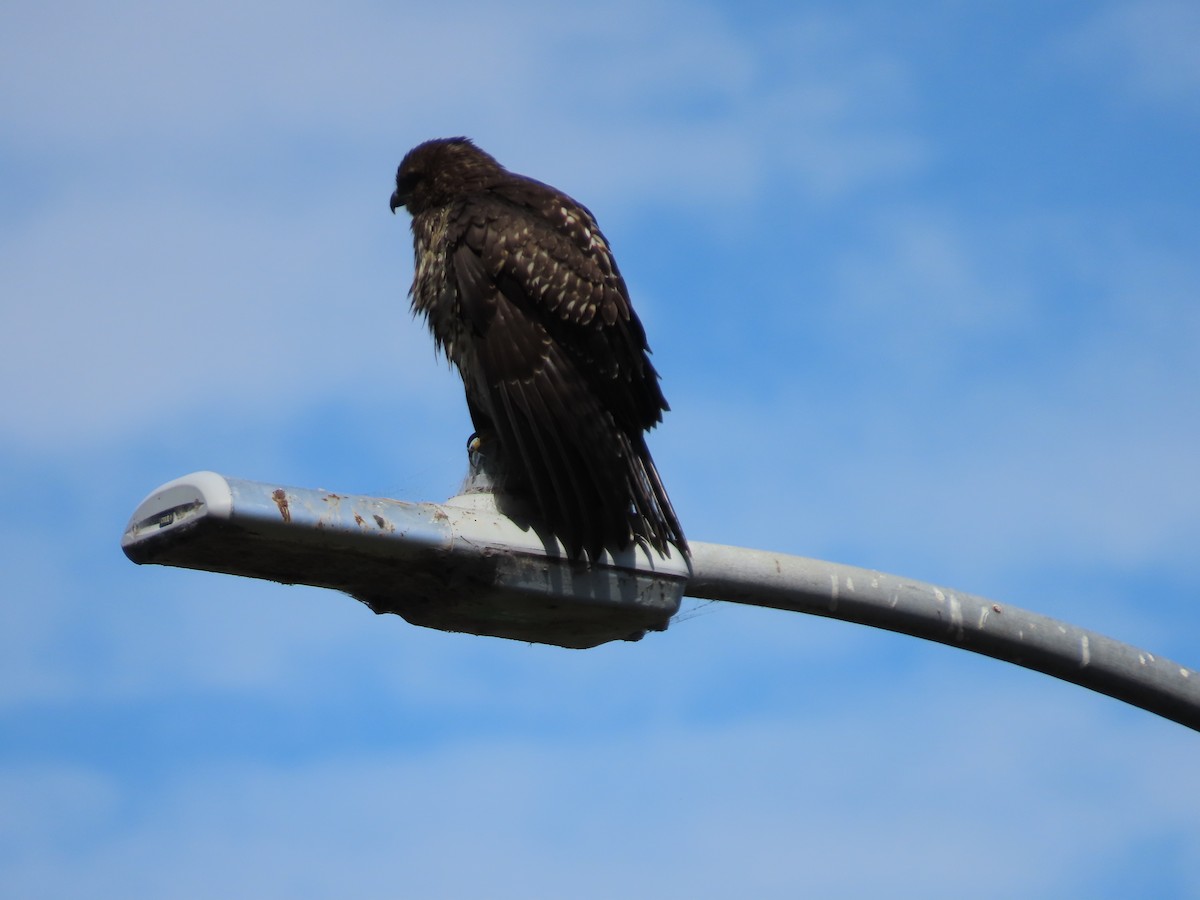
[390,137,687,561]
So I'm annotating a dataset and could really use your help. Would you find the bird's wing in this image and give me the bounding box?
[446,192,677,556]
[487,185,667,427]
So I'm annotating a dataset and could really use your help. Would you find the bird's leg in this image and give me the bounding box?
[465,428,506,491]
[466,430,488,468]
[465,395,505,484]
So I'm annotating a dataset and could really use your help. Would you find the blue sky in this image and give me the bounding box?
[2,0,1198,896]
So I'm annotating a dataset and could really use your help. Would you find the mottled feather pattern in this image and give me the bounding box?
[391,137,686,560]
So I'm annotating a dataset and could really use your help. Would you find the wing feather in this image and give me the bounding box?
[437,169,686,558]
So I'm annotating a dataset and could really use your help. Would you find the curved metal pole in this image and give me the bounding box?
[685,542,1200,732]
[121,473,1199,731]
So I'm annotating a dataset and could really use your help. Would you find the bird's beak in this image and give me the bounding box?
[389,190,403,214]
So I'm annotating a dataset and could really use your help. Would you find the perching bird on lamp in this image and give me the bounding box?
[391,137,686,562]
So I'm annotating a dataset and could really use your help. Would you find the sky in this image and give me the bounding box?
[2,0,1198,896]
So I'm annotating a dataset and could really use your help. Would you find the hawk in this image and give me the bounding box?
[390,137,687,561]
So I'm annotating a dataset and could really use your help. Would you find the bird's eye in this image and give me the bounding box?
[392,170,424,209]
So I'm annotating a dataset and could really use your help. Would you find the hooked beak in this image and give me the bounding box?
[389,189,403,214]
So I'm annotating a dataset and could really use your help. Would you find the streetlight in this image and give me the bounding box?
[123,469,1200,731]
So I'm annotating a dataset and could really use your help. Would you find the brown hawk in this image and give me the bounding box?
[390,137,687,560]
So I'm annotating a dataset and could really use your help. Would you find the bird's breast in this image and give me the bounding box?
[410,208,469,366]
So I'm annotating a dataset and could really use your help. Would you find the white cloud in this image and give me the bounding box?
[1,0,928,451]
[1,1,456,147]
[1063,0,1200,108]
[0,182,448,447]
[830,210,1037,371]
[0,764,119,852]
[507,7,925,207]
[1,6,1196,897]
[2,680,1195,899]
[667,206,1200,596]
[0,0,927,204]
[0,536,80,706]
[825,210,1200,576]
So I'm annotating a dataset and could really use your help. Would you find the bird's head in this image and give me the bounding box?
[391,137,502,216]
